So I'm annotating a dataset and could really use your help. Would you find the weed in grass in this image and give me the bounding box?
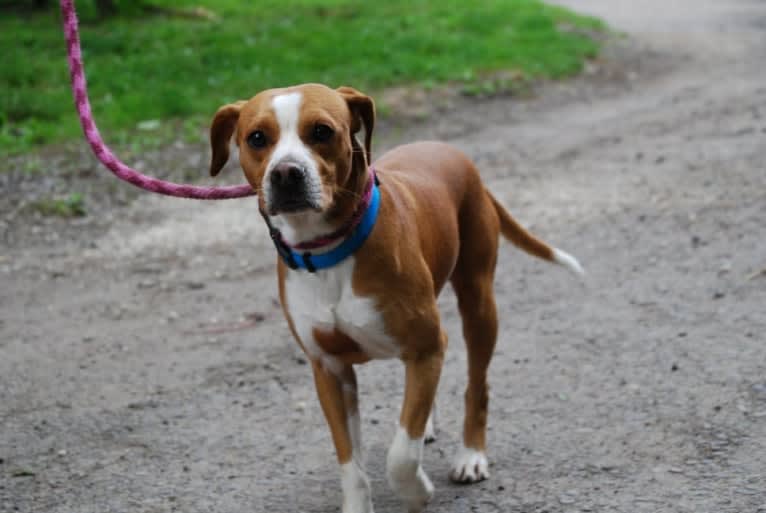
[28,193,87,218]
[21,156,44,175]
[461,70,533,98]
[181,117,206,144]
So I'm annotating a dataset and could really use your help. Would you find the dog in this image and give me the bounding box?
[209,83,583,513]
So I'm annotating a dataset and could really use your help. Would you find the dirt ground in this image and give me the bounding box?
[2,0,765,512]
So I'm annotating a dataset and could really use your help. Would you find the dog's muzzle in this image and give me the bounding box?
[267,161,318,214]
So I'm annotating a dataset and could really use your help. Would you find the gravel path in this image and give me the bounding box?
[2,1,765,512]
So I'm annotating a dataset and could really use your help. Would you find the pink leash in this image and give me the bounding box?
[59,0,255,200]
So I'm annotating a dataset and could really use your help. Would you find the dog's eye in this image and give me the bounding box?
[312,124,334,143]
[247,130,268,149]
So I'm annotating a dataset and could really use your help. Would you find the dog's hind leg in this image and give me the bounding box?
[448,198,500,483]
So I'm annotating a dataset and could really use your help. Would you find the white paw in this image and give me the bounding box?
[390,466,433,513]
[387,427,434,513]
[449,447,490,484]
[341,461,374,513]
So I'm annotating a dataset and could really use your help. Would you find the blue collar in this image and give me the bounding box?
[264,179,381,273]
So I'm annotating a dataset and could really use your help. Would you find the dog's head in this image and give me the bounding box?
[209,83,374,219]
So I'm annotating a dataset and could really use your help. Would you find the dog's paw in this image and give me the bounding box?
[341,461,374,513]
[402,466,434,513]
[449,447,489,484]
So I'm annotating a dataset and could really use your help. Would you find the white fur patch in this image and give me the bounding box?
[552,247,585,276]
[424,404,437,443]
[386,426,434,512]
[449,447,489,483]
[269,210,336,247]
[340,461,374,513]
[264,92,323,228]
[284,257,399,376]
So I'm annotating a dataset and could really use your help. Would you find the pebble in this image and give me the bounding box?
[559,490,578,505]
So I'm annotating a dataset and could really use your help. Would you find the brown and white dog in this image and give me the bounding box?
[209,83,582,513]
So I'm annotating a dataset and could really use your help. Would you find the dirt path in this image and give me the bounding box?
[2,1,765,512]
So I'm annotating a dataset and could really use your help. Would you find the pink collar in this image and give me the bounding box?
[284,169,378,252]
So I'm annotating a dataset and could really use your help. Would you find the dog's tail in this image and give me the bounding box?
[487,191,584,276]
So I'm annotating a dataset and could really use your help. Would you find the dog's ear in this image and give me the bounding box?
[209,101,245,177]
[336,86,375,166]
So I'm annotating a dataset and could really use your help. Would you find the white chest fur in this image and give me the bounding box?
[284,258,399,374]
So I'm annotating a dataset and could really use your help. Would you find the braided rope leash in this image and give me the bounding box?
[59,0,255,200]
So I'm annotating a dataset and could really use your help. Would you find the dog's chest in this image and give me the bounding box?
[284,258,399,371]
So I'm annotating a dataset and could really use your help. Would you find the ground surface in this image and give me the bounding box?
[2,0,765,512]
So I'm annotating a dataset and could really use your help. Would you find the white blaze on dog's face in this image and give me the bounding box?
[263,92,323,214]
[208,83,374,242]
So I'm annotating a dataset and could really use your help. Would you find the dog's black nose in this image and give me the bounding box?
[270,162,306,190]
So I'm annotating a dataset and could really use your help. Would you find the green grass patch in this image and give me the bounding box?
[1,0,603,155]
[26,192,87,217]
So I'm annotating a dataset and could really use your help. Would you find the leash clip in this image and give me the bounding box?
[301,252,317,273]
[269,226,299,270]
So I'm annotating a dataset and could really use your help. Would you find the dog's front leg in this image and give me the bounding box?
[312,362,373,513]
[387,330,446,513]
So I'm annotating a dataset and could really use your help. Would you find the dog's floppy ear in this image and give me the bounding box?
[209,101,245,177]
[336,86,375,166]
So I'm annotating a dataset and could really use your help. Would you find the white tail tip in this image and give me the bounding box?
[553,248,585,276]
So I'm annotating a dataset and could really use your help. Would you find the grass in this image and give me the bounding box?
[0,0,603,155]
[27,192,87,217]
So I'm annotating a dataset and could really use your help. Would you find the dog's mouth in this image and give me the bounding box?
[268,197,322,215]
